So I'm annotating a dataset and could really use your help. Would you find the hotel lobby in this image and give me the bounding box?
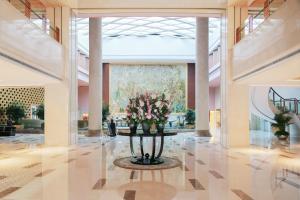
[0,0,300,199]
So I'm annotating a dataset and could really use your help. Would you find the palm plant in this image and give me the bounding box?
[271,108,291,138]
[35,104,44,120]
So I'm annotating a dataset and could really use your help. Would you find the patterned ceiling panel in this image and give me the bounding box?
[77,17,220,44]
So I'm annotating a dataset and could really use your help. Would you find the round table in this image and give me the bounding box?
[118,130,177,165]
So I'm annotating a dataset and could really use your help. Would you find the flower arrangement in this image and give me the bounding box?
[126,96,140,124]
[152,93,171,125]
[126,92,171,133]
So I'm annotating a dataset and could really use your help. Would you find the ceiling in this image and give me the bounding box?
[77,17,220,51]
[39,0,228,8]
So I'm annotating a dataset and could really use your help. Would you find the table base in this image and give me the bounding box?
[130,157,164,165]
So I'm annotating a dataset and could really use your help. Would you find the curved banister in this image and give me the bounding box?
[251,87,274,121]
[268,87,300,115]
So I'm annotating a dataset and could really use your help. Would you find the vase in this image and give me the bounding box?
[142,122,151,134]
[156,123,164,134]
[129,123,137,134]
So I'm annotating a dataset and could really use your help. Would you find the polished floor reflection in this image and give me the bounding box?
[0,133,299,200]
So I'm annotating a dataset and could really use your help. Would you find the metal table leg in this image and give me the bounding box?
[151,136,156,161]
[129,135,136,158]
[156,135,164,159]
[140,135,144,159]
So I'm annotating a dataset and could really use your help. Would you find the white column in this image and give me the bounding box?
[195,17,210,136]
[44,7,77,146]
[220,7,250,147]
[88,17,102,136]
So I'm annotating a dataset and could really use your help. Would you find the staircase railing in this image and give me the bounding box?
[235,0,285,43]
[268,87,300,115]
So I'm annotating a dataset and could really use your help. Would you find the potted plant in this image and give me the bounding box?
[185,109,195,128]
[102,104,110,123]
[271,108,291,140]
[35,104,44,130]
[6,102,25,129]
[153,93,171,134]
[126,97,139,134]
[35,104,44,120]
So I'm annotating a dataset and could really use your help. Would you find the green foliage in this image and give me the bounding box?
[102,104,110,122]
[185,109,195,125]
[153,93,171,125]
[6,102,25,125]
[271,108,291,137]
[78,120,88,129]
[35,104,44,120]
[274,130,290,137]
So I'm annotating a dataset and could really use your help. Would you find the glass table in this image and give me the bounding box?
[118,130,177,165]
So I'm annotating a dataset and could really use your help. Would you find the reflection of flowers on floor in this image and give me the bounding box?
[110,64,187,114]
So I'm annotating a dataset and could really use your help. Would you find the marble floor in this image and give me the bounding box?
[0,133,299,200]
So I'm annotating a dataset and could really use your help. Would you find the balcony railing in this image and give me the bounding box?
[6,0,60,42]
[235,0,285,43]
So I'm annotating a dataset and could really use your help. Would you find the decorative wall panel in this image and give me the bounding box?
[109,64,187,114]
[0,87,44,124]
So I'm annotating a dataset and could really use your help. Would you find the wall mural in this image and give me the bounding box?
[109,64,187,114]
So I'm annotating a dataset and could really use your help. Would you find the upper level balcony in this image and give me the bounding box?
[0,0,64,81]
[232,0,300,84]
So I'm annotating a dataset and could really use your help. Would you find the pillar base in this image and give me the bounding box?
[195,130,211,137]
[86,129,102,137]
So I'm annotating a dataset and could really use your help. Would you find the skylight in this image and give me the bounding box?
[77,17,220,45]
[77,17,221,57]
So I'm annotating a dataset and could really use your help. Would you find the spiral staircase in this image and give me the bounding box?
[268,87,300,130]
[250,87,300,148]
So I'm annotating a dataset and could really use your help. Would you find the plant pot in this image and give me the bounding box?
[129,123,138,134]
[277,135,289,141]
[142,122,151,134]
[156,123,164,134]
[186,124,195,129]
[14,124,24,130]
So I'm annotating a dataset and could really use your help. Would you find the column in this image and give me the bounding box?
[102,63,110,106]
[220,6,250,147]
[195,17,210,136]
[44,7,77,146]
[187,63,195,109]
[88,17,102,136]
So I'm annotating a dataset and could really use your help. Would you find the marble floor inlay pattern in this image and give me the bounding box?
[0,133,298,199]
